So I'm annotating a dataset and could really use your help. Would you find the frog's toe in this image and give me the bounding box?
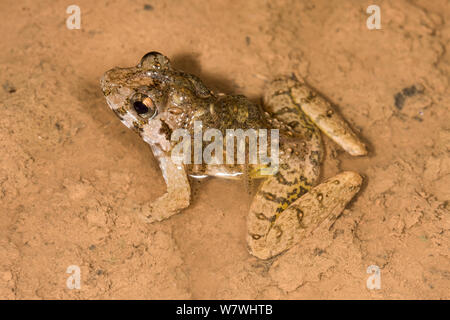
[123,201,158,224]
[138,203,166,224]
[140,210,157,224]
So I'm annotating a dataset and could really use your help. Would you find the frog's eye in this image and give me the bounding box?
[131,93,157,119]
[133,101,149,114]
[138,52,171,70]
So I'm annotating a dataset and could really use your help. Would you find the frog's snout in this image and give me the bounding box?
[99,72,110,95]
[100,68,121,96]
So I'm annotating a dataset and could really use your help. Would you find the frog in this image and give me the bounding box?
[100,52,368,260]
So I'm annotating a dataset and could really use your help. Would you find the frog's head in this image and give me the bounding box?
[100,52,173,131]
[101,52,213,138]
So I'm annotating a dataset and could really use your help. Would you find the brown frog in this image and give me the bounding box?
[101,52,367,259]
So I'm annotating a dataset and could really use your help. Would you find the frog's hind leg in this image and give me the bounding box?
[247,171,362,259]
[263,77,322,142]
[265,76,367,156]
[262,76,324,181]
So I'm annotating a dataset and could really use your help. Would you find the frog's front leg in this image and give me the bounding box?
[247,171,362,259]
[138,155,191,223]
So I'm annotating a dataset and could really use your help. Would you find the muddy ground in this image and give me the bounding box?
[0,0,449,299]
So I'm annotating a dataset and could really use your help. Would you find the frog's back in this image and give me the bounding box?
[186,94,270,179]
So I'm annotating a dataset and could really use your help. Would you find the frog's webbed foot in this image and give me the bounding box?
[247,171,362,259]
[132,156,191,223]
[264,76,367,156]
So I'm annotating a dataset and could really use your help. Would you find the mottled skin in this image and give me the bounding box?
[101,52,368,259]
